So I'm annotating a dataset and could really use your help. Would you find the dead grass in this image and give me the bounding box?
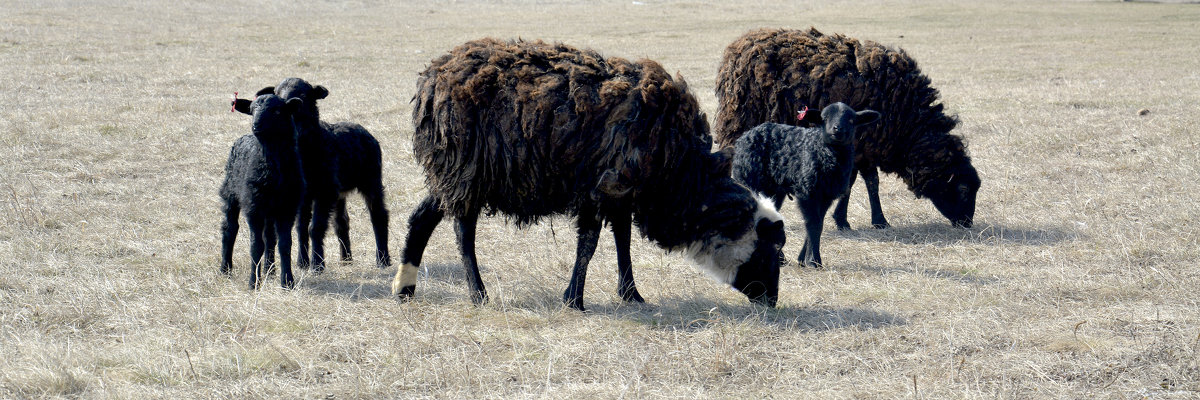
[2,0,1199,398]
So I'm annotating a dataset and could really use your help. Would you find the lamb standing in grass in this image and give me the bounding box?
[219,94,305,289]
[732,103,879,268]
[234,79,392,270]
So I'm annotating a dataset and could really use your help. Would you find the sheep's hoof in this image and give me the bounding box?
[376,253,392,268]
[563,296,586,312]
[395,285,415,299]
[835,224,853,231]
[620,288,645,303]
[470,290,489,306]
[392,263,419,298]
[871,219,890,229]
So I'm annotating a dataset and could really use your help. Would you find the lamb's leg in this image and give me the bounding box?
[833,170,859,231]
[334,197,352,263]
[454,211,487,305]
[609,212,644,303]
[563,206,602,311]
[861,166,890,229]
[219,199,239,275]
[798,201,828,269]
[393,195,443,298]
[297,199,313,269]
[364,187,392,268]
[247,217,267,290]
[276,216,295,289]
[263,226,277,277]
[309,196,336,273]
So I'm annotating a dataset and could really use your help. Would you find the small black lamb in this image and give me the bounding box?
[732,103,880,268]
[234,78,391,270]
[220,93,305,289]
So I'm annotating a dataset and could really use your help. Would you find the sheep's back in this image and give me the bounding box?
[714,28,956,176]
[412,38,708,221]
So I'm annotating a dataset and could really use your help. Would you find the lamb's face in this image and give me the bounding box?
[820,102,880,145]
[250,94,301,139]
[273,78,327,118]
[927,162,980,228]
[677,187,785,308]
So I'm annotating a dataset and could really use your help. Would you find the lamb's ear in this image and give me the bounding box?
[592,168,633,201]
[232,98,253,115]
[255,86,275,97]
[855,110,881,126]
[313,85,329,100]
[798,105,823,125]
[284,98,304,113]
[709,147,735,176]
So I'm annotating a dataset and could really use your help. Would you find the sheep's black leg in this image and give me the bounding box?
[833,170,859,231]
[334,197,352,263]
[862,166,890,229]
[609,212,644,303]
[263,226,278,277]
[455,211,487,305]
[563,206,602,311]
[393,195,443,298]
[364,186,391,268]
[798,201,828,269]
[297,198,313,269]
[275,215,295,289]
[247,216,267,290]
[309,196,336,273]
[219,199,240,276]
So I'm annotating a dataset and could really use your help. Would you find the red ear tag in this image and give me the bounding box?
[796,106,809,121]
[230,92,238,112]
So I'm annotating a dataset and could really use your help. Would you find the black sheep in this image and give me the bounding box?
[714,27,981,229]
[732,103,880,268]
[396,38,787,311]
[219,94,305,289]
[234,79,391,270]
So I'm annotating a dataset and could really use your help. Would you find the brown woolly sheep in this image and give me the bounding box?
[714,27,980,229]
[395,38,786,311]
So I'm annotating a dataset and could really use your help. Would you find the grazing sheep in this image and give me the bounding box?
[732,103,880,268]
[234,79,392,270]
[220,94,305,289]
[714,27,981,229]
[396,38,787,311]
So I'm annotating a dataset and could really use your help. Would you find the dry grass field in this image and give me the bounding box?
[2,0,1199,398]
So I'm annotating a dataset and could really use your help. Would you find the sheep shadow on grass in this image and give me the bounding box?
[583,296,905,333]
[833,221,1076,247]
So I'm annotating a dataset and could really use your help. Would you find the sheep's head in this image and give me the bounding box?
[273,77,328,119]
[926,162,980,228]
[248,94,302,140]
[818,102,880,145]
[596,148,785,307]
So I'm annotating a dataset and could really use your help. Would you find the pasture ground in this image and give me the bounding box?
[2,0,1198,398]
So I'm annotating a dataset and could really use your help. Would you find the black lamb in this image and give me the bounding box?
[234,78,391,270]
[219,94,305,289]
[396,38,787,311]
[714,27,980,229]
[732,103,880,269]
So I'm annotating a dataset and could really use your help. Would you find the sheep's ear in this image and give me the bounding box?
[284,98,304,113]
[255,86,275,97]
[855,110,881,126]
[592,169,633,201]
[798,105,823,125]
[232,98,253,115]
[709,147,734,176]
[313,85,329,100]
